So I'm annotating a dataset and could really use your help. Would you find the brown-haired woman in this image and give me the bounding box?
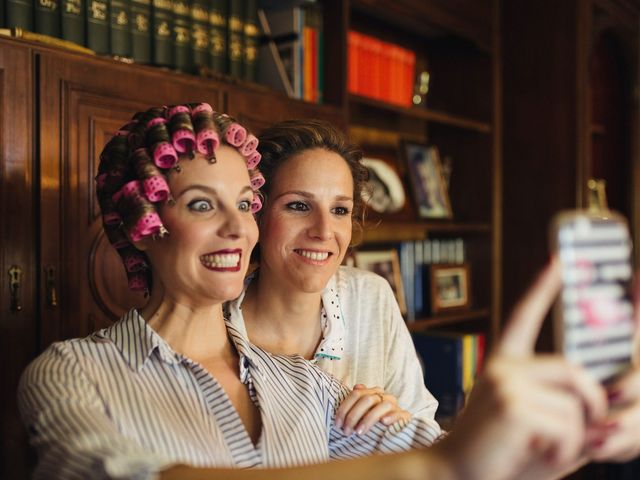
[226,119,440,436]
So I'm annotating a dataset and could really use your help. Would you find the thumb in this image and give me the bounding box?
[498,258,562,357]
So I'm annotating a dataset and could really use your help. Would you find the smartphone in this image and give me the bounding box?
[551,210,635,382]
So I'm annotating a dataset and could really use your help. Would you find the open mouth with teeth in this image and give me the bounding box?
[294,249,331,262]
[200,250,242,271]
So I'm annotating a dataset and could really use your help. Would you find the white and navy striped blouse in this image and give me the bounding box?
[18,309,440,479]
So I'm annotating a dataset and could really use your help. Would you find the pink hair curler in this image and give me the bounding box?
[191,103,214,116]
[225,123,247,146]
[196,129,220,157]
[106,227,130,249]
[146,117,167,129]
[240,134,259,156]
[143,175,170,203]
[172,129,196,153]
[96,173,108,189]
[123,253,147,272]
[167,105,190,119]
[127,273,148,292]
[250,194,262,213]
[245,150,261,169]
[153,142,178,169]
[130,211,164,242]
[102,211,122,226]
[250,172,265,191]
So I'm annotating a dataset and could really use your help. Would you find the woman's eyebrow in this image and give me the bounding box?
[174,184,253,198]
[275,190,354,202]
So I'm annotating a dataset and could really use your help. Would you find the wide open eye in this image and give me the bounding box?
[238,199,252,212]
[187,199,213,212]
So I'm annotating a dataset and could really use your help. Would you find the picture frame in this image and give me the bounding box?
[353,249,407,314]
[401,141,452,219]
[430,264,471,313]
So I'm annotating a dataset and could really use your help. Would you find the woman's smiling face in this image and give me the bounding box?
[142,146,258,305]
[257,148,354,294]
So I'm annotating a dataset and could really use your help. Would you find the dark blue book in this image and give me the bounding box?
[227,0,243,77]
[130,0,151,63]
[189,0,208,70]
[411,331,464,420]
[151,0,173,67]
[62,0,85,45]
[87,0,109,54]
[6,0,33,30]
[110,0,131,56]
[35,0,60,37]
[172,0,190,71]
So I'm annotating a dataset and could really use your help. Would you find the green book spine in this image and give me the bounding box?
[172,0,190,71]
[131,0,151,63]
[35,0,61,37]
[110,0,131,56]
[87,0,109,54]
[152,0,173,67]
[242,0,258,82]
[6,0,34,29]
[208,0,226,73]
[62,0,85,44]
[227,0,242,77]
[189,0,208,70]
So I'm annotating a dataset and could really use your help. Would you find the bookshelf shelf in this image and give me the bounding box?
[407,308,490,332]
[362,221,491,243]
[349,94,492,133]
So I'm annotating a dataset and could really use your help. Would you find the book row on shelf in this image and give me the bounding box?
[348,29,416,108]
[350,238,468,323]
[1,0,324,102]
[412,330,485,422]
[399,238,467,322]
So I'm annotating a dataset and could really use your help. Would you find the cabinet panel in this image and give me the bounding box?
[38,52,225,346]
[0,41,35,480]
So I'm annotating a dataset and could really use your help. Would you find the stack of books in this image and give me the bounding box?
[348,30,415,107]
[412,330,486,422]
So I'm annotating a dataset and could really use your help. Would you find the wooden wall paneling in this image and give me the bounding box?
[37,51,225,346]
[225,85,346,134]
[0,41,36,480]
[502,0,581,349]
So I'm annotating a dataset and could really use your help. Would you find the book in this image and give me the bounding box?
[172,0,190,71]
[242,0,259,82]
[412,331,465,420]
[87,0,109,54]
[227,0,243,77]
[130,0,151,63]
[61,0,84,45]
[151,0,173,67]
[35,0,60,37]
[189,0,208,70]
[208,0,227,73]
[110,0,131,57]
[263,5,303,98]
[257,7,293,96]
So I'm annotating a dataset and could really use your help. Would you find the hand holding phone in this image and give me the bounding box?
[551,210,635,382]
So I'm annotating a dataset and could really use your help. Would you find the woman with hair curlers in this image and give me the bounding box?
[17,104,611,480]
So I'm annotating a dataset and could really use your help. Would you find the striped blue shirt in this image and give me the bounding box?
[18,309,440,479]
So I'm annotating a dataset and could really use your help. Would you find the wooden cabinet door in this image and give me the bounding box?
[38,52,224,346]
[0,40,36,480]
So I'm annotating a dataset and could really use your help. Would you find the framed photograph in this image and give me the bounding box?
[354,249,407,314]
[430,264,470,313]
[402,142,452,219]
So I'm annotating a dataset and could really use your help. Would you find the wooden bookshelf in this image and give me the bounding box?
[362,221,491,243]
[407,308,491,332]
